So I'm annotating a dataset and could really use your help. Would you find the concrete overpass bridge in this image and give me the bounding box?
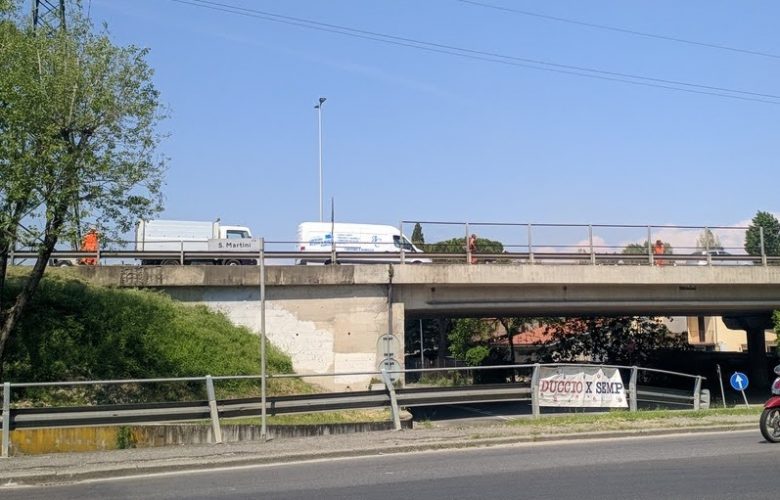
[80,264,780,390]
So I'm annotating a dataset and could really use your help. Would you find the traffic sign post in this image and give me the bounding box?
[729,372,750,407]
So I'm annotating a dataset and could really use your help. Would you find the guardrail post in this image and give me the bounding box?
[2,382,10,458]
[399,221,405,264]
[531,363,540,418]
[693,376,702,411]
[179,240,185,265]
[528,224,534,265]
[205,376,223,444]
[647,226,654,265]
[381,369,402,431]
[465,222,471,265]
[760,227,767,266]
[629,366,638,412]
[588,225,595,265]
[330,233,337,266]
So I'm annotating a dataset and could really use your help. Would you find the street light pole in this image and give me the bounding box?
[315,97,327,222]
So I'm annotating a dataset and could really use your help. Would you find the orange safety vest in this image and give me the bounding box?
[653,242,665,266]
[80,231,99,265]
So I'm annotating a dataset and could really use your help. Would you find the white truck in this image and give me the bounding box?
[297,222,429,264]
[136,219,257,265]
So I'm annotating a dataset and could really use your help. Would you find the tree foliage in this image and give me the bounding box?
[411,223,424,246]
[622,240,672,255]
[2,270,296,402]
[448,318,495,366]
[696,229,723,251]
[0,2,166,363]
[745,211,780,257]
[534,316,689,366]
[426,236,504,262]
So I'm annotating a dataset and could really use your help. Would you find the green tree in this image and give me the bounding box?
[448,318,494,366]
[534,316,688,366]
[0,3,166,363]
[745,211,780,257]
[622,242,649,255]
[696,229,723,251]
[622,240,672,255]
[428,236,504,263]
[411,223,424,247]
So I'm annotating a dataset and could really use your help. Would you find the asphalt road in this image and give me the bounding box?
[2,429,775,499]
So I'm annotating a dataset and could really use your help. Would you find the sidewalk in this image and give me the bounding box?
[0,412,759,487]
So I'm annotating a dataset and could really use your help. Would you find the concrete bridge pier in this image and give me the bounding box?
[723,314,775,390]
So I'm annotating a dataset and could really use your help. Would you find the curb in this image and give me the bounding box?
[0,422,757,487]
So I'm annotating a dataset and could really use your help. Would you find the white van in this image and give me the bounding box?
[297,222,429,264]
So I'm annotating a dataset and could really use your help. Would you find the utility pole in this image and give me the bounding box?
[32,0,66,32]
[32,1,85,248]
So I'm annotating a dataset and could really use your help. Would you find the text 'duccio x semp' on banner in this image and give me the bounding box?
[538,366,627,408]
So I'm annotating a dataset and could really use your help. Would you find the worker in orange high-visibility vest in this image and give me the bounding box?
[79,226,99,265]
[468,234,478,264]
[653,239,665,266]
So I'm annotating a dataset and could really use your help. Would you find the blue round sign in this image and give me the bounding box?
[730,371,749,391]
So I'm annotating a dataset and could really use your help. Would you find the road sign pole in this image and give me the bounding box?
[716,364,726,408]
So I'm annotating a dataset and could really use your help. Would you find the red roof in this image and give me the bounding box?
[512,326,555,345]
[492,325,557,346]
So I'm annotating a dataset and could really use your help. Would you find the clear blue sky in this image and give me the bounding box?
[88,0,780,246]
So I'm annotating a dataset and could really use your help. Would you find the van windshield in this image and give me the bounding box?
[393,235,414,251]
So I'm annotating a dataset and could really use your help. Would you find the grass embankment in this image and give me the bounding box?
[226,409,393,426]
[1,267,310,404]
[506,407,760,433]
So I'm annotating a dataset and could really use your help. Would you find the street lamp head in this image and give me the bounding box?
[319,97,327,105]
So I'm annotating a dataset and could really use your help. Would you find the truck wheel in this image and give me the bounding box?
[223,259,241,266]
[161,259,180,265]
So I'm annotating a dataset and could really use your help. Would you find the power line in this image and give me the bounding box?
[169,0,780,105]
[456,0,780,61]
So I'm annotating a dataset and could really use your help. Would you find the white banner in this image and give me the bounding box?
[538,366,628,408]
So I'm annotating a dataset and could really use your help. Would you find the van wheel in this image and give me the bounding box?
[161,259,180,265]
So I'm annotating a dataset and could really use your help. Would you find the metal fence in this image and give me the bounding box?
[8,221,775,267]
[1,363,705,458]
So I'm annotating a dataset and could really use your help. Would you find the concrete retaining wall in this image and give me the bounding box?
[7,420,412,456]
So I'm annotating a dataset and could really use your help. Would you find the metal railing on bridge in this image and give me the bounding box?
[1,363,706,458]
[8,221,775,267]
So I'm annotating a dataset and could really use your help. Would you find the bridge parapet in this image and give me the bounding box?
[73,263,780,288]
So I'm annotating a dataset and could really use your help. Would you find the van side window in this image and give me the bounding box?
[393,235,413,251]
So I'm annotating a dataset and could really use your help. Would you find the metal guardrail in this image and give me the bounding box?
[1,364,705,458]
[8,221,777,267]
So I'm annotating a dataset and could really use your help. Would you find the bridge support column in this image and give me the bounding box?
[723,314,774,390]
